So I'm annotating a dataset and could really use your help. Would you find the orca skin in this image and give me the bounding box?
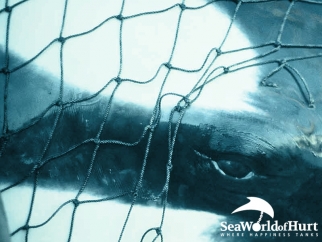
[0,0,322,241]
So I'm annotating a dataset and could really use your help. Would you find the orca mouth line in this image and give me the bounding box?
[193,149,257,180]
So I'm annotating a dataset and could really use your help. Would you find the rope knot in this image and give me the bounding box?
[114,77,122,84]
[175,105,183,113]
[183,97,191,106]
[309,100,315,108]
[72,199,80,207]
[35,167,40,175]
[141,227,163,241]
[147,125,155,133]
[116,14,123,21]
[93,138,100,144]
[216,48,222,56]
[58,37,65,43]
[0,135,9,143]
[278,59,287,66]
[175,97,191,112]
[164,62,172,69]
[179,4,186,11]
[155,227,162,235]
[55,100,63,107]
[261,80,277,88]
[22,225,30,230]
[223,67,229,74]
[274,41,282,48]
[0,67,9,74]
[5,6,12,13]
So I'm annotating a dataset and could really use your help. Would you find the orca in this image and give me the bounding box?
[0,0,322,241]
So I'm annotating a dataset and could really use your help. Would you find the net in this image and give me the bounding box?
[0,0,322,241]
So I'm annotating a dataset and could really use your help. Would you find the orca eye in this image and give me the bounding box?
[194,150,254,180]
[214,159,254,179]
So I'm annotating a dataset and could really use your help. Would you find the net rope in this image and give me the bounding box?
[0,0,322,241]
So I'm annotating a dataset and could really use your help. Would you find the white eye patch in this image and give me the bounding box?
[3,0,262,120]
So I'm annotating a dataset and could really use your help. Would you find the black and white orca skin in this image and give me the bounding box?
[0,0,322,241]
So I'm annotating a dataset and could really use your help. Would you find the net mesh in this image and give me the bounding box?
[0,0,322,241]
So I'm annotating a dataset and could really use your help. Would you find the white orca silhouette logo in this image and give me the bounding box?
[231,197,274,232]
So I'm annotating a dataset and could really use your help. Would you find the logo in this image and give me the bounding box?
[220,197,319,239]
[232,197,274,232]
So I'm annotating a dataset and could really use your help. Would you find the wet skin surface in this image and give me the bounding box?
[1,1,322,241]
[1,96,321,222]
